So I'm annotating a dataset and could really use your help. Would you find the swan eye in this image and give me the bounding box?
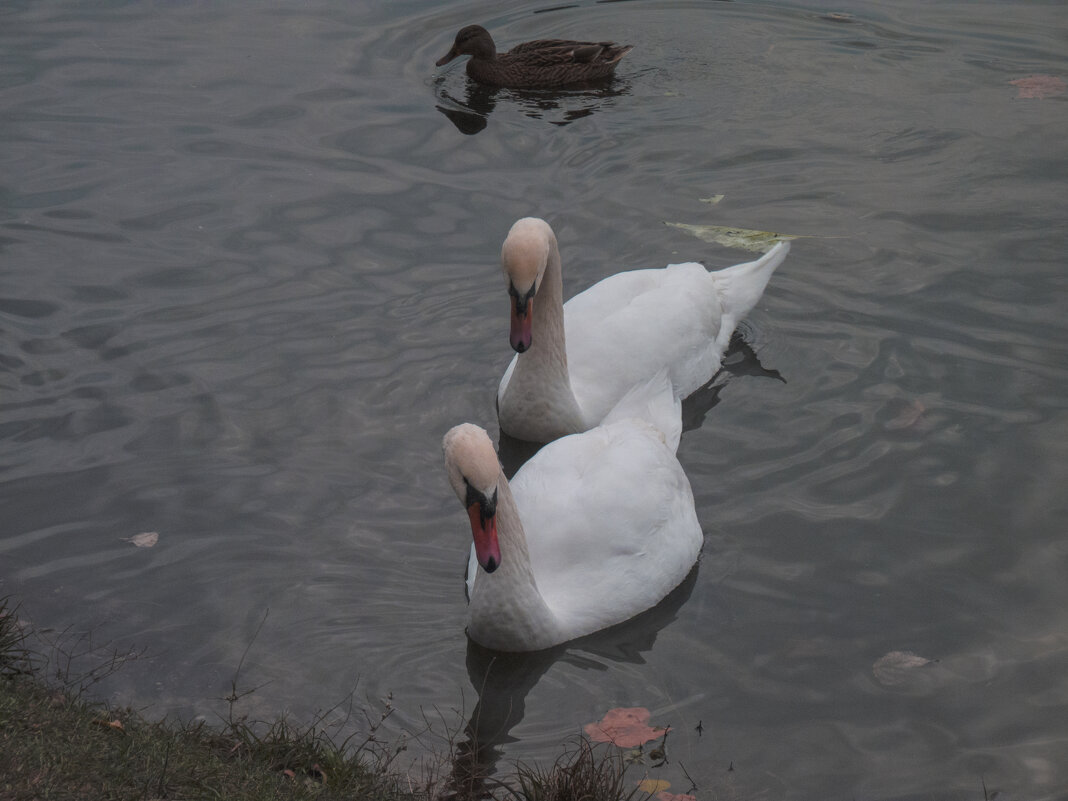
[463,479,497,520]
[508,283,536,315]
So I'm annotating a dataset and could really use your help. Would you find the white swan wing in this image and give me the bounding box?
[509,419,702,639]
[564,241,790,428]
[563,263,726,426]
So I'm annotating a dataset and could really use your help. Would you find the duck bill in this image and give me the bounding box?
[436,47,459,67]
[467,503,501,573]
[509,297,533,353]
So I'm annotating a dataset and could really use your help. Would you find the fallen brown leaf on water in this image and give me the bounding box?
[873,650,932,686]
[124,531,159,548]
[886,399,926,430]
[1010,75,1066,99]
[584,706,668,747]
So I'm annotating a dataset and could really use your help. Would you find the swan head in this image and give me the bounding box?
[442,424,502,573]
[501,217,555,353]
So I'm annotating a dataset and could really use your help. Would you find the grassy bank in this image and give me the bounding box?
[0,597,641,801]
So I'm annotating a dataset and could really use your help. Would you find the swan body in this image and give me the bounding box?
[443,373,701,652]
[496,217,790,443]
[436,25,632,89]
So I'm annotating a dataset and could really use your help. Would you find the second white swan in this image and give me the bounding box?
[496,217,790,442]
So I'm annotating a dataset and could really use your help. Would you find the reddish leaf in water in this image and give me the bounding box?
[886,399,925,430]
[1010,75,1066,99]
[584,706,668,747]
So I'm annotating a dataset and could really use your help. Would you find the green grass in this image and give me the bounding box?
[0,596,421,800]
[0,597,646,801]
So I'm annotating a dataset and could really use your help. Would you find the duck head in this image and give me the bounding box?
[436,25,497,66]
[443,424,502,573]
[501,217,555,353]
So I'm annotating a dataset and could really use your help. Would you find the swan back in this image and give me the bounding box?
[508,411,701,641]
[600,368,683,452]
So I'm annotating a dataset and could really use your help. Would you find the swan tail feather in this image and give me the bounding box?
[712,240,790,347]
[601,368,683,452]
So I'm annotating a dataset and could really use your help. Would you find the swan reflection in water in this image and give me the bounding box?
[433,73,634,135]
[442,567,699,799]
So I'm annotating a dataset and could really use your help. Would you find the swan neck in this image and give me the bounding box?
[466,470,561,651]
[498,232,587,441]
[486,476,532,579]
[523,238,572,388]
[538,237,566,352]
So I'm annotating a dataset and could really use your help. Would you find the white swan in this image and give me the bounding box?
[496,217,790,442]
[443,372,702,652]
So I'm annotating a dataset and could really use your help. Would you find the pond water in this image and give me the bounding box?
[2,1,1066,798]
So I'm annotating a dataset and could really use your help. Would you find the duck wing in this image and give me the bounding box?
[505,39,626,66]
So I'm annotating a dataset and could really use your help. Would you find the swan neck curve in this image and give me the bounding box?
[499,233,586,441]
[529,236,569,371]
[466,471,562,651]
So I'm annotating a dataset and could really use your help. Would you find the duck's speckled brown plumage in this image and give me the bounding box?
[436,24,632,89]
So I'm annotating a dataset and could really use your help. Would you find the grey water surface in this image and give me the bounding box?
[2,1,1066,799]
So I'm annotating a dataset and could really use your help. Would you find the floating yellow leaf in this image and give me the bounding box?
[124,532,159,548]
[638,779,671,793]
[666,222,794,253]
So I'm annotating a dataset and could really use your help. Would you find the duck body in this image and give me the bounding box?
[444,373,701,652]
[436,24,632,89]
[496,217,791,443]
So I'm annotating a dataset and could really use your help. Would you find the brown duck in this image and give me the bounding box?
[436,24,633,89]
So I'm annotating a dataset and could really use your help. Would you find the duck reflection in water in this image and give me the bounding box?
[442,568,699,799]
[434,76,633,135]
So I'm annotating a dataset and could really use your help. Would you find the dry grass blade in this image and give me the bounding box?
[508,737,648,801]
